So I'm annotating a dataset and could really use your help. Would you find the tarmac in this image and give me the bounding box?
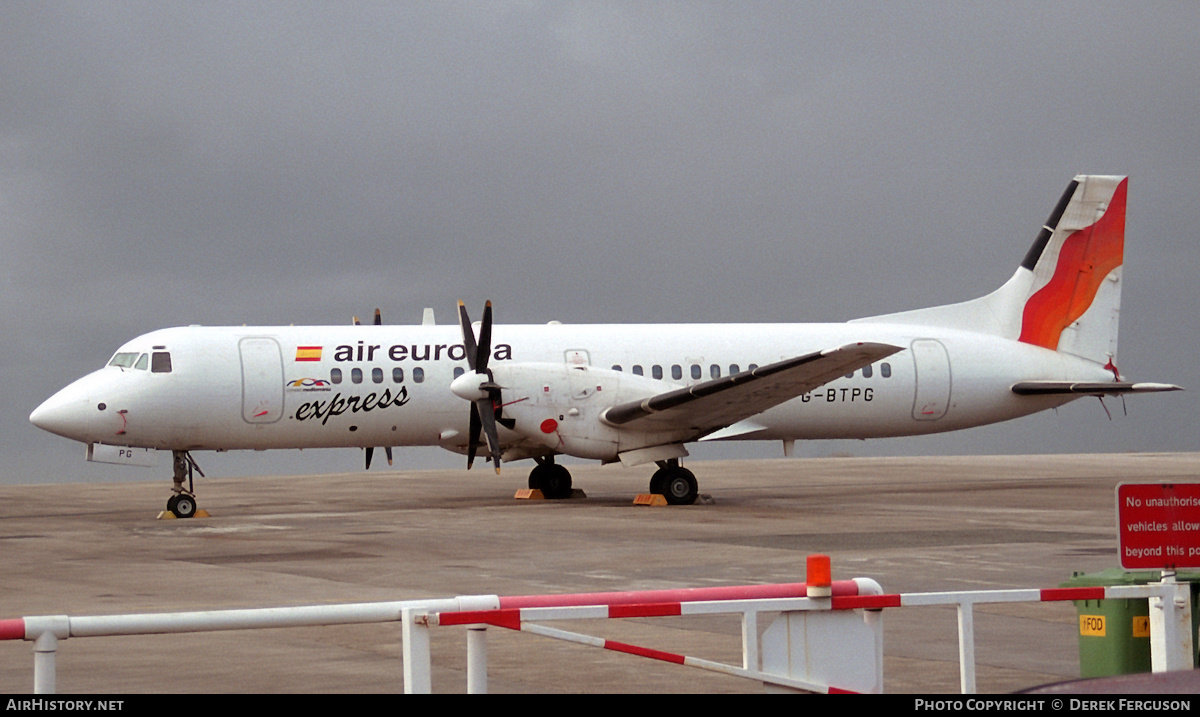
[2,452,1198,694]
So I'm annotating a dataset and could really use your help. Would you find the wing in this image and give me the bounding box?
[601,342,904,437]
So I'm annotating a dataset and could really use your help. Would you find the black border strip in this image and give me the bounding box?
[1020,179,1080,270]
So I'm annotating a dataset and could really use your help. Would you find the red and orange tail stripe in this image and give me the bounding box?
[1018,178,1126,351]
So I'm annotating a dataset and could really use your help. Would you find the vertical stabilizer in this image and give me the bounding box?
[852,175,1127,367]
[1017,175,1126,365]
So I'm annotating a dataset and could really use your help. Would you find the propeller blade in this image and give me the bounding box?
[475,397,502,474]
[456,301,500,473]
[467,401,481,470]
[365,446,373,470]
[353,316,361,326]
[373,308,381,326]
[385,446,393,466]
[477,301,493,372]
[458,301,478,372]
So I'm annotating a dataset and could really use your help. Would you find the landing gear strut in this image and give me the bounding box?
[650,459,698,505]
[167,450,204,518]
[528,457,573,499]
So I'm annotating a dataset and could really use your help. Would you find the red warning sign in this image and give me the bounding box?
[1117,483,1200,569]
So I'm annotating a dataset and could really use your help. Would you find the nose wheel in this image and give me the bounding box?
[166,492,197,519]
[167,450,204,518]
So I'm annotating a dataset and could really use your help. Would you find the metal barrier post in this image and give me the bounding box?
[466,626,488,694]
[741,610,758,671]
[24,615,69,695]
[32,631,57,695]
[956,601,976,694]
[401,607,431,694]
[1149,574,1194,672]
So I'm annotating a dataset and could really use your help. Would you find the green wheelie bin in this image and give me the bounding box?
[1062,568,1200,677]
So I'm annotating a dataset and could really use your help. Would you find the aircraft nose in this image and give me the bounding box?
[30,383,94,441]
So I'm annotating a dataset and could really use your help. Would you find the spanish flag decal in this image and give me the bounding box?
[295,346,323,362]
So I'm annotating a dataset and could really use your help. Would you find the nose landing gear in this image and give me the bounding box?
[165,450,204,519]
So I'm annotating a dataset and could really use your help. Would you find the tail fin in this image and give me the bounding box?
[1017,175,1126,363]
[852,175,1128,365]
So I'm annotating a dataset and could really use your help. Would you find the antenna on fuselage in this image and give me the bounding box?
[352,308,382,326]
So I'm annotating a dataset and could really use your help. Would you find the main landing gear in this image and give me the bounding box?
[166,450,204,519]
[526,457,699,505]
[649,459,698,506]
[528,457,573,500]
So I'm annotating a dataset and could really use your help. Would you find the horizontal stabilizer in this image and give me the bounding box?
[1011,381,1182,396]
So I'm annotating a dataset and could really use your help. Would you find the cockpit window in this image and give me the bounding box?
[134,353,149,370]
[108,352,140,369]
[151,352,172,373]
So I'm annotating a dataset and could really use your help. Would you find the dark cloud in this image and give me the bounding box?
[5,2,1197,485]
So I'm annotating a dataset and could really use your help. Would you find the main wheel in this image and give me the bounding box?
[529,464,572,499]
[662,469,698,506]
[171,494,197,519]
[540,464,573,499]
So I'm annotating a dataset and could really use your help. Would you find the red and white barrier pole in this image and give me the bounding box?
[434,563,887,694]
[496,578,864,609]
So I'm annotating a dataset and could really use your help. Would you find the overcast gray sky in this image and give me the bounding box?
[3,2,1196,487]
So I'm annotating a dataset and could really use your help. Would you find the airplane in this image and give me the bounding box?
[30,175,1180,517]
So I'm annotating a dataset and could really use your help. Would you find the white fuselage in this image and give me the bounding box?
[31,320,1109,459]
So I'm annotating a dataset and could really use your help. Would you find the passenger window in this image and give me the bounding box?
[632,365,644,376]
[710,364,720,379]
[413,367,425,383]
[652,365,663,380]
[881,362,892,378]
[690,364,701,380]
[748,364,758,372]
[151,352,172,373]
[331,368,342,384]
[862,364,873,378]
[351,368,363,384]
[671,365,682,380]
[134,353,149,370]
[372,367,383,384]
[611,365,622,372]
[453,367,464,378]
[845,372,854,379]
[729,364,740,375]
[393,367,404,383]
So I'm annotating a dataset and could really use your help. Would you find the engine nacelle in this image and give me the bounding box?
[489,362,673,461]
